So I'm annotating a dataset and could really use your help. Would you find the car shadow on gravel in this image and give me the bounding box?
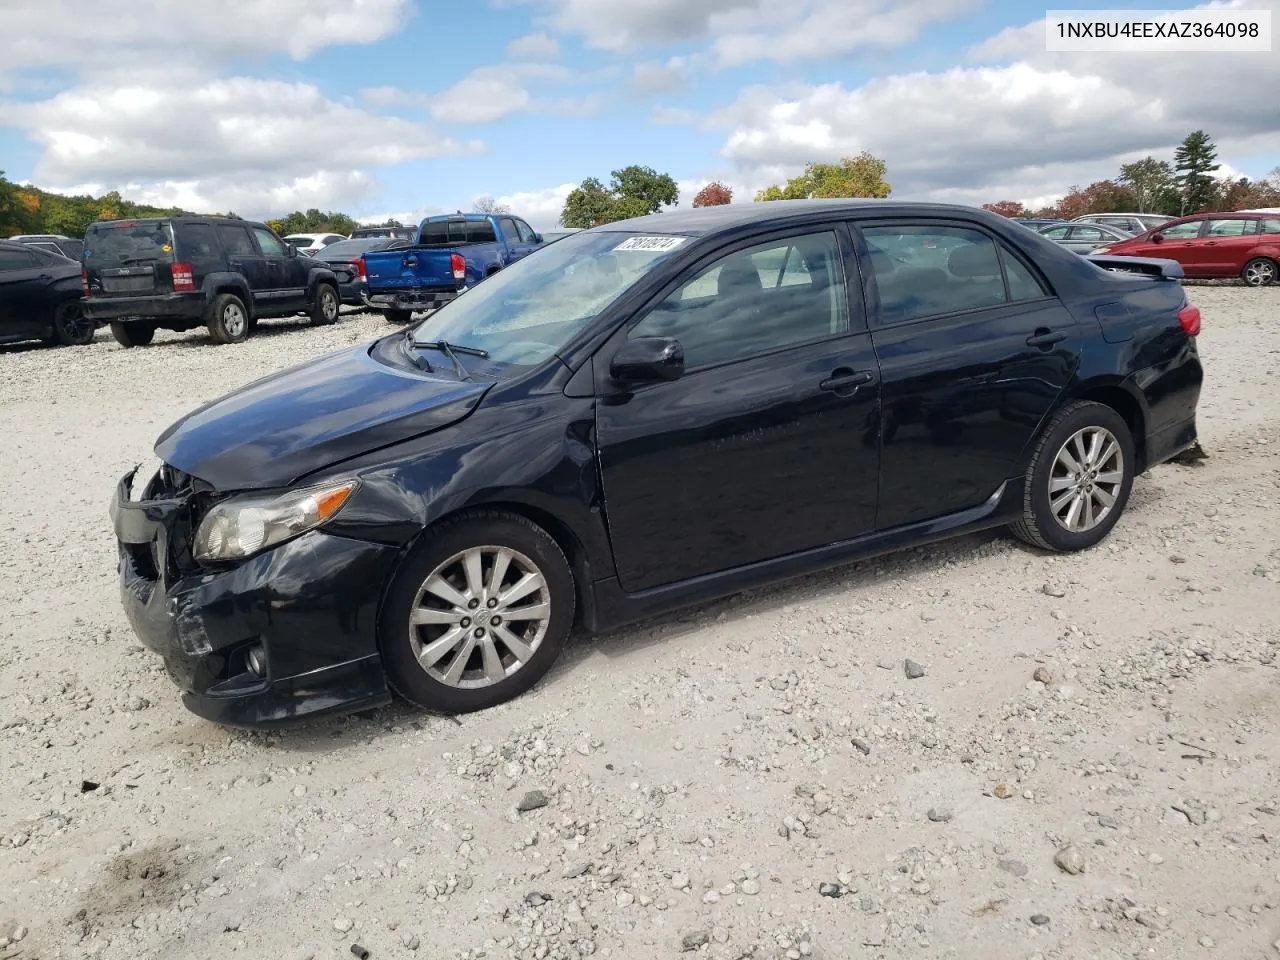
[253,471,1184,751]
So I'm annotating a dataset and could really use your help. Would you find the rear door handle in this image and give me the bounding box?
[1026,328,1067,348]
[820,369,875,393]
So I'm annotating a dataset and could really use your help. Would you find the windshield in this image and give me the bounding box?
[410,230,690,366]
[83,221,175,265]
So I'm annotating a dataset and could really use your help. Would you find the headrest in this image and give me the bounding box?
[717,258,763,297]
[948,244,1000,279]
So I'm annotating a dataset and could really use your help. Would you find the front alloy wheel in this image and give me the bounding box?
[410,546,550,689]
[380,511,575,714]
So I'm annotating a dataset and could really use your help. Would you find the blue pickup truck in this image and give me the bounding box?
[361,212,545,324]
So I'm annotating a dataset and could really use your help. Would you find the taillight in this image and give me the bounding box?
[81,267,89,296]
[170,262,196,292]
[1178,303,1201,337]
[450,253,466,281]
[351,259,367,281]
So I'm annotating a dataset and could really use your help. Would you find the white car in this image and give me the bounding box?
[281,233,347,257]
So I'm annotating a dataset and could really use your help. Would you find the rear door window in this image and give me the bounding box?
[498,218,521,243]
[466,219,497,243]
[84,221,176,265]
[1203,218,1257,237]
[218,224,256,256]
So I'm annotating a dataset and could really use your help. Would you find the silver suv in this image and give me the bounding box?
[1071,213,1173,236]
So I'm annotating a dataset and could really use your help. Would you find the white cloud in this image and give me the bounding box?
[709,16,1280,205]
[507,32,561,59]
[0,77,482,217]
[530,0,972,63]
[629,57,693,95]
[491,183,578,229]
[0,0,412,75]
[366,64,599,125]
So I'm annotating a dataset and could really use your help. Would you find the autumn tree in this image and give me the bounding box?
[1174,130,1221,214]
[560,165,680,227]
[1055,180,1138,220]
[982,201,1026,218]
[1118,157,1178,214]
[692,181,733,207]
[755,152,891,201]
[473,194,511,214]
[1220,167,1280,210]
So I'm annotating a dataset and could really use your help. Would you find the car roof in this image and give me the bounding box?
[585,199,1017,238]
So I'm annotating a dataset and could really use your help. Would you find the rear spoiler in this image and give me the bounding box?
[1085,255,1184,280]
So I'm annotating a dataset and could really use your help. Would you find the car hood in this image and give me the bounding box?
[154,342,490,491]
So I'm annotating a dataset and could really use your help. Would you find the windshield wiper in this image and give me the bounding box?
[402,328,433,372]
[414,340,490,382]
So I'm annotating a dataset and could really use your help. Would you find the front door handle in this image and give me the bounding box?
[820,368,875,394]
[403,257,418,267]
[1203,241,1217,246]
[1026,328,1067,349]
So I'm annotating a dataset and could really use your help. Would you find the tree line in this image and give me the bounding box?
[6,130,1273,242]
[983,130,1280,221]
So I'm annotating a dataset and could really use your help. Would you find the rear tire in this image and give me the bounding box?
[1010,400,1135,552]
[109,321,156,348]
[1241,257,1278,287]
[384,309,413,325]
[309,283,340,326]
[52,300,96,346]
[379,510,575,715]
[207,293,250,344]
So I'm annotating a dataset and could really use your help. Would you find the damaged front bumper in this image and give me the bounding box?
[109,466,397,727]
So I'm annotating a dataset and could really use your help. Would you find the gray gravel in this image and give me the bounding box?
[1,290,1279,959]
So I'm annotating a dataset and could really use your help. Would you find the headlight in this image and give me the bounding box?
[193,479,358,562]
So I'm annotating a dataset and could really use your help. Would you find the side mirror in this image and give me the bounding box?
[287,244,298,257]
[1149,233,1164,243]
[533,233,543,244]
[610,337,684,383]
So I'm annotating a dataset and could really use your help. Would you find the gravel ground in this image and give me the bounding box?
[1,289,1278,960]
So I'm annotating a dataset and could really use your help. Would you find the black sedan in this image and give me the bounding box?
[313,237,412,306]
[0,240,96,346]
[110,200,1204,726]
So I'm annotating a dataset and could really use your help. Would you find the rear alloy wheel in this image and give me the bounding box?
[380,511,575,714]
[1011,400,1135,552]
[1241,257,1278,287]
[310,283,340,325]
[207,293,250,344]
[109,321,156,348]
[51,300,96,346]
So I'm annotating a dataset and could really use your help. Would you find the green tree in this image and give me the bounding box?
[560,166,680,227]
[754,152,891,201]
[1118,157,1179,214]
[1174,130,1221,214]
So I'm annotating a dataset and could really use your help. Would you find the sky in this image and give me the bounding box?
[0,0,1277,230]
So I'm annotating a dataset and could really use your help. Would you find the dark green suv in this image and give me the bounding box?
[82,217,345,346]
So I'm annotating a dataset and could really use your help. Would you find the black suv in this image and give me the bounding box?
[82,217,344,346]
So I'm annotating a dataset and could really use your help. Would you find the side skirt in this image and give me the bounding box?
[584,479,1025,634]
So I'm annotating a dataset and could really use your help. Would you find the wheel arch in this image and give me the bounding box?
[1059,377,1150,472]
[376,499,599,637]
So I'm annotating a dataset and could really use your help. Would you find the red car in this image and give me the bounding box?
[1093,211,1280,286]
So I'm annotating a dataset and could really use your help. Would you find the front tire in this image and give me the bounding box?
[1011,400,1135,552]
[207,293,250,344]
[1242,257,1278,287]
[310,283,340,325]
[52,300,96,346]
[379,511,575,714]
[109,321,156,347]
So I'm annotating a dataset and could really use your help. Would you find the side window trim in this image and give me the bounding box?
[609,221,865,378]
[850,218,1055,329]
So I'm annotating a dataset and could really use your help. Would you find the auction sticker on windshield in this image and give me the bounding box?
[613,236,688,252]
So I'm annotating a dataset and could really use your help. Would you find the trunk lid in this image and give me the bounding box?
[363,248,458,290]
